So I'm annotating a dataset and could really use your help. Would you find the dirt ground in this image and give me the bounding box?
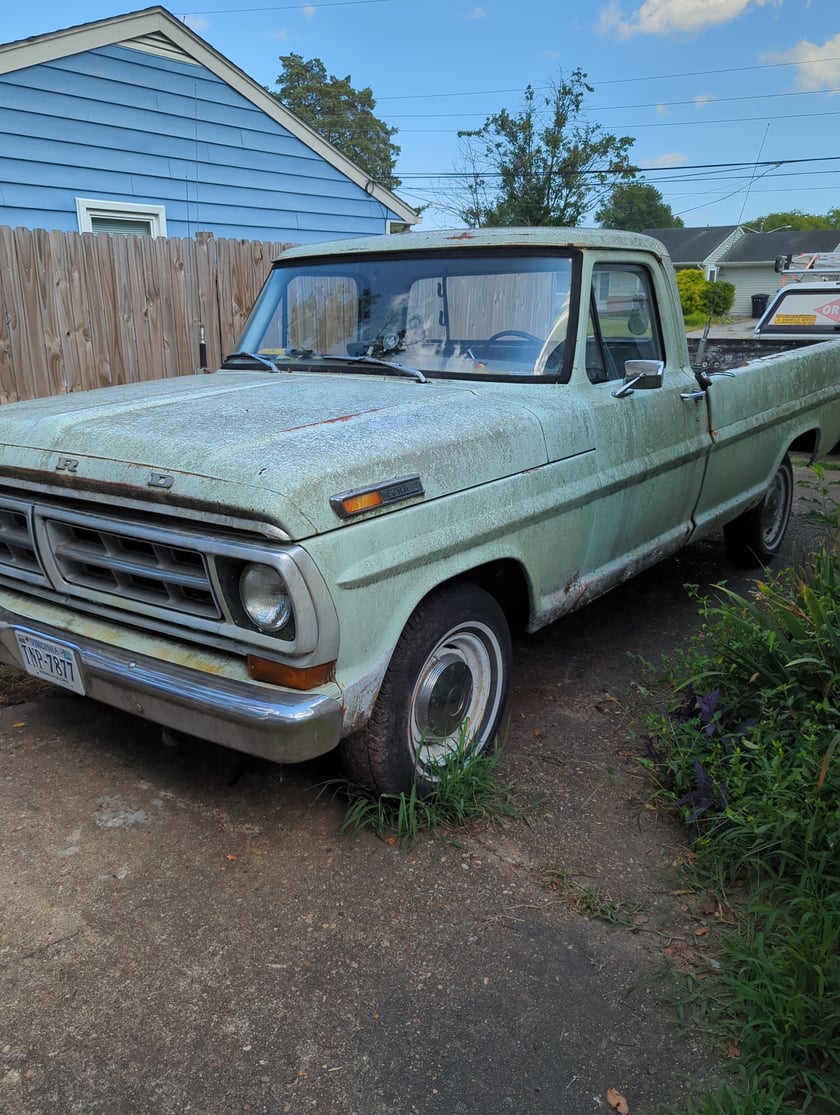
[1,465,836,1115]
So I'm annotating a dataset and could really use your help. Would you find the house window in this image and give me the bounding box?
[76,198,167,237]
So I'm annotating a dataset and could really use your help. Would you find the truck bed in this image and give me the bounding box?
[688,336,821,371]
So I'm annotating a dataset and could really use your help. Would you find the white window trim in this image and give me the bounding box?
[75,197,167,237]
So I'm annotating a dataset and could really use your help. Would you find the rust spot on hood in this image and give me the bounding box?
[282,407,385,434]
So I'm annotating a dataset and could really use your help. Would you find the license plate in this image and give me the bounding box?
[15,630,86,695]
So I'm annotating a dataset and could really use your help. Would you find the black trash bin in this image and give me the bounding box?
[751,293,769,318]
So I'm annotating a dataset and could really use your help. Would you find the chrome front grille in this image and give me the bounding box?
[44,519,218,618]
[0,494,223,624]
[0,498,46,583]
[0,492,322,659]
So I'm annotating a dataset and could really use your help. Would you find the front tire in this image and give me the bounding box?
[723,454,794,567]
[340,583,512,796]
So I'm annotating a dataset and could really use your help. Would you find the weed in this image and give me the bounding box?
[0,663,47,706]
[540,865,643,926]
[796,459,840,526]
[320,731,522,849]
[644,541,840,1112]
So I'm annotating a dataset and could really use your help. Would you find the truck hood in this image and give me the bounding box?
[0,371,590,539]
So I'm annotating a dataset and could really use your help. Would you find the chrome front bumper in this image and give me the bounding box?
[0,613,344,764]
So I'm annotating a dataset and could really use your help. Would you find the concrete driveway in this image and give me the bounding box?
[1,467,834,1115]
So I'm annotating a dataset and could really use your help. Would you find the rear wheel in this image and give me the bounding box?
[340,583,511,796]
[723,454,794,567]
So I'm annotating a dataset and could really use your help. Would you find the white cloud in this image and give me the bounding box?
[183,15,210,32]
[655,102,669,115]
[761,33,840,93]
[694,93,717,109]
[268,28,293,41]
[648,152,688,167]
[302,5,316,17]
[467,6,488,18]
[599,0,779,39]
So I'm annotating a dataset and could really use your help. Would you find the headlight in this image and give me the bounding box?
[239,563,293,633]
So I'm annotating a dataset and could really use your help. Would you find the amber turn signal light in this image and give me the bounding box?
[338,490,383,516]
[246,656,335,690]
[330,474,424,518]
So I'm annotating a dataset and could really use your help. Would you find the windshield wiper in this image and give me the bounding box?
[224,351,284,373]
[335,354,428,383]
[225,349,428,383]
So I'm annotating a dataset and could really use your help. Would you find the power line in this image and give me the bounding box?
[376,56,840,102]
[385,85,840,121]
[608,108,840,131]
[392,154,840,181]
[396,108,840,134]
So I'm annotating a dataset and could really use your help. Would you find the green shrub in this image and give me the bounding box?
[646,536,840,1111]
[676,269,707,316]
[701,279,735,317]
[650,550,840,878]
[676,270,735,319]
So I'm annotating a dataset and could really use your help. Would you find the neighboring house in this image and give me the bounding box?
[0,6,416,242]
[715,230,840,316]
[647,225,840,316]
[645,226,745,281]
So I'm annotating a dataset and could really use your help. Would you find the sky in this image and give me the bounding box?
[5,0,840,230]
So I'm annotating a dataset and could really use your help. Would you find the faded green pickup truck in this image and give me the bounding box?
[2,228,839,794]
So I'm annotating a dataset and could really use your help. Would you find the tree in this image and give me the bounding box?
[455,70,636,228]
[743,209,840,231]
[596,181,683,232]
[271,54,400,189]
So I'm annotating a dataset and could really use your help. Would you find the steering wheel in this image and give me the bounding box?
[486,330,541,345]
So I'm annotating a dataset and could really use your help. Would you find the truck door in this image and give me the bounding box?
[575,261,712,579]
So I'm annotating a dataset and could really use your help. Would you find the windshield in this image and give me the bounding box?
[231,250,577,379]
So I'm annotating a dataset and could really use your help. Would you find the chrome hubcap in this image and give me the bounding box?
[761,468,790,548]
[410,623,503,773]
[415,652,473,739]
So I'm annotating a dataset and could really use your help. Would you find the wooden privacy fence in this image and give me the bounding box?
[0,228,291,404]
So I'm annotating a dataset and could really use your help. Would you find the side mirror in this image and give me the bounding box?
[611,359,664,398]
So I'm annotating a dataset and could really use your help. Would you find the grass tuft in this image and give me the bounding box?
[320,732,522,848]
[0,663,48,706]
[541,865,643,926]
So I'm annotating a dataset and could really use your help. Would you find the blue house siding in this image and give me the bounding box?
[0,30,412,242]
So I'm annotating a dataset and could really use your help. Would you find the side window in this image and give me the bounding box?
[590,264,663,379]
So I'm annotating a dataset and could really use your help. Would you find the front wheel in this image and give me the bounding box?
[723,454,794,567]
[340,583,512,796]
